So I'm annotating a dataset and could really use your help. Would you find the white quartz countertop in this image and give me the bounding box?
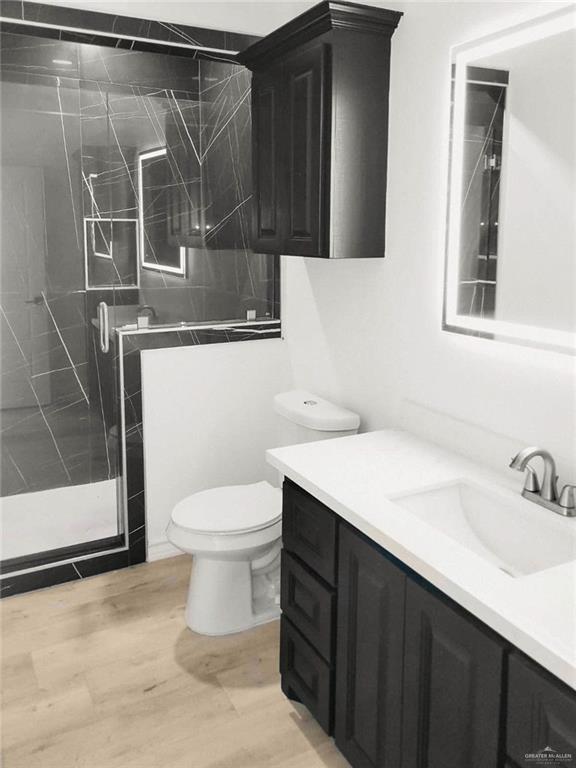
[267,430,576,690]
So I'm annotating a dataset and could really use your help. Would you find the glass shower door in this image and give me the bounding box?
[0,59,123,572]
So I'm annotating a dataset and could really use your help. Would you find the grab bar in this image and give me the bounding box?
[98,301,109,353]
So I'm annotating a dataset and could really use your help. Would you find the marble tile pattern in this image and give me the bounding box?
[1,67,105,498]
[1,25,275,496]
[0,0,258,61]
[0,7,279,595]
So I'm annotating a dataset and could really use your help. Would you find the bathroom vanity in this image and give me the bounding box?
[268,432,576,768]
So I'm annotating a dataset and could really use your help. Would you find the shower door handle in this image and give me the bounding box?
[98,301,110,354]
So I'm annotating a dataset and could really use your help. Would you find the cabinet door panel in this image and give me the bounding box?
[251,70,283,252]
[283,43,330,257]
[281,550,335,661]
[507,654,576,767]
[280,616,333,734]
[282,480,337,586]
[401,580,504,768]
[335,525,405,768]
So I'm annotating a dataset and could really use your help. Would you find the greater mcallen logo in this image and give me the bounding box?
[524,745,573,764]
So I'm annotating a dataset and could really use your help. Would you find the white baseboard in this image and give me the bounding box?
[147,540,182,562]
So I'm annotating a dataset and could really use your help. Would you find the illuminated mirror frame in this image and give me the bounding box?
[138,148,186,277]
[443,6,576,355]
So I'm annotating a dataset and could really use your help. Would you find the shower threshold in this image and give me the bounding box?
[0,479,120,574]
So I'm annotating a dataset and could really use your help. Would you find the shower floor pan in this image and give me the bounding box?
[1,479,118,563]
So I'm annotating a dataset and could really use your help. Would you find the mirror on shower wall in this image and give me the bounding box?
[444,7,576,354]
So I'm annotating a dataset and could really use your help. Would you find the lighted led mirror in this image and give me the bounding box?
[444,6,576,354]
[138,148,187,277]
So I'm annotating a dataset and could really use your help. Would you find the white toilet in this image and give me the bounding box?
[167,390,360,636]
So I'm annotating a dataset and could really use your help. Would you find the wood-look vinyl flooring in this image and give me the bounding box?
[1,555,350,768]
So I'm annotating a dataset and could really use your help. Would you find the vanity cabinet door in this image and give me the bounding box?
[507,653,576,767]
[334,524,406,768]
[401,579,504,768]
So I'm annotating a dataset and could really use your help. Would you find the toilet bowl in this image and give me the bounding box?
[167,390,360,636]
[167,481,282,635]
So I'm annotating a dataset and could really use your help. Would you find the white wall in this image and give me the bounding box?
[141,339,292,553]
[281,0,576,484]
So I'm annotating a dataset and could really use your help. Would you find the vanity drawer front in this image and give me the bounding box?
[280,616,333,734]
[281,550,335,661]
[507,654,576,765]
[283,480,337,585]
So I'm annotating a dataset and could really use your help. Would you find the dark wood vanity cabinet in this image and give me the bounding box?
[238,1,402,258]
[401,579,504,768]
[281,550,335,660]
[334,525,405,768]
[335,528,503,768]
[279,615,333,732]
[507,654,576,767]
[279,479,576,768]
[282,479,337,584]
[280,480,337,733]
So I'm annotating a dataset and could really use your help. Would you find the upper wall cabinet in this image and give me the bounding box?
[238,1,403,259]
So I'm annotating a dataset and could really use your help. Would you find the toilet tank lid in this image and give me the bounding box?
[274,390,360,432]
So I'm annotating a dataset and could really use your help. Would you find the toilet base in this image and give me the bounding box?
[189,606,280,637]
[185,556,280,636]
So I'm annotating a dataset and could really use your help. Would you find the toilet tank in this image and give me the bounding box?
[273,390,360,448]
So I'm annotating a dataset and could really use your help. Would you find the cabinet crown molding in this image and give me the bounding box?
[237,0,403,68]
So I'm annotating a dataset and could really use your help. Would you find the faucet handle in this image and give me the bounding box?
[558,484,576,511]
[522,466,540,494]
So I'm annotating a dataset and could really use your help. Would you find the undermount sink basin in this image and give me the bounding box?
[394,480,576,578]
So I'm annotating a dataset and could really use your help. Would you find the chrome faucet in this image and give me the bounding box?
[509,447,557,500]
[509,446,576,517]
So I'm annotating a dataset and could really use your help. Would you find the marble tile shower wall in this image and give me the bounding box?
[0,58,103,497]
[0,10,279,500]
[0,0,256,54]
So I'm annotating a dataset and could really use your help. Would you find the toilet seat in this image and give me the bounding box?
[171,481,282,535]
